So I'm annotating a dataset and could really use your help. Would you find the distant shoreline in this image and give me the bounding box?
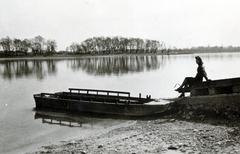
[0,51,240,61]
[0,52,176,60]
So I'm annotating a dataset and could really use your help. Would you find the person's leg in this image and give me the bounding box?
[176,77,192,90]
[176,77,194,98]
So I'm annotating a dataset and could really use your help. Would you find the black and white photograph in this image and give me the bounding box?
[0,0,240,153]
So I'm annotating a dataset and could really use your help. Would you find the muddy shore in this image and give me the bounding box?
[26,115,240,154]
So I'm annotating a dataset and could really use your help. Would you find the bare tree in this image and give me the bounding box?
[95,37,104,54]
[13,38,22,52]
[46,39,57,55]
[69,42,78,53]
[31,35,45,54]
[0,36,14,55]
[112,36,120,53]
[129,38,137,53]
[136,38,144,53]
[151,40,160,53]
[104,37,111,53]
[21,39,31,55]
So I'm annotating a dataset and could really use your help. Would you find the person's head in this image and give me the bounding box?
[195,56,203,65]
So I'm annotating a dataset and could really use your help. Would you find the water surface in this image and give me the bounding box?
[1,53,240,153]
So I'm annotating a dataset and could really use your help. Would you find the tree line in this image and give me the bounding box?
[1,35,240,57]
[0,35,57,56]
[171,45,240,54]
[66,36,166,54]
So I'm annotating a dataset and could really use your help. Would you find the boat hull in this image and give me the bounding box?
[34,94,170,116]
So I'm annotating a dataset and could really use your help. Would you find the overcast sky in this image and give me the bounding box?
[1,0,240,50]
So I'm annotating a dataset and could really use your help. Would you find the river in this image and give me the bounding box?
[1,52,240,154]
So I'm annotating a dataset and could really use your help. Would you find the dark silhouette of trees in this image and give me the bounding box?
[67,36,164,55]
[69,42,78,53]
[0,35,57,56]
[31,35,45,55]
[46,39,57,55]
[171,46,240,54]
[2,35,240,57]
[12,38,31,55]
[0,36,14,55]
[21,39,31,54]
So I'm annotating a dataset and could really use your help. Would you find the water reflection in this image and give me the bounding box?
[1,53,240,80]
[68,55,165,76]
[0,60,57,80]
[34,110,88,128]
[33,109,133,128]
[0,55,166,80]
[33,109,158,129]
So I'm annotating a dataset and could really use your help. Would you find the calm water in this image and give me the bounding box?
[1,52,240,153]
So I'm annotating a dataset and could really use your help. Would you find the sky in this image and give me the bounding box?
[1,0,240,51]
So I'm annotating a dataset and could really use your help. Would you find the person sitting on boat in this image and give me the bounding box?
[175,56,210,97]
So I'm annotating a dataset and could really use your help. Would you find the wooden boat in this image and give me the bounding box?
[34,88,171,116]
[176,77,240,96]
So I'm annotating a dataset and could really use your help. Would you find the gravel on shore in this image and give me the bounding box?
[27,116,240,154]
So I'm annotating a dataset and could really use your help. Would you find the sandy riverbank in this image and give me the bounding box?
[26,116,240,154]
